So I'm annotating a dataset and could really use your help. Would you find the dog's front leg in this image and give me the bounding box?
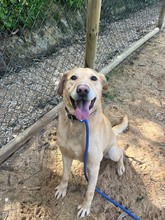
[55,154,72,199]
[77,163,100,218]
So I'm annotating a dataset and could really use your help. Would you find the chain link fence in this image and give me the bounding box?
[97,0,162,69]
[0,0,163,148]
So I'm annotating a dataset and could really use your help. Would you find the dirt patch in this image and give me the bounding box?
[0,31,165,220]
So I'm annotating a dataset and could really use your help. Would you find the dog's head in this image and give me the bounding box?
[57,68,108,120]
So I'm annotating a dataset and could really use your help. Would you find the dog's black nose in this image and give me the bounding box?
[76,84,89,97]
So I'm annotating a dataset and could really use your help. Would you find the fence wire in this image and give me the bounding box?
[97,0,162,69]
[0,0,163,148]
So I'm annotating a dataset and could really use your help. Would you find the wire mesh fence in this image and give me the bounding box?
[97,0,162,69]
[0,0,163,148]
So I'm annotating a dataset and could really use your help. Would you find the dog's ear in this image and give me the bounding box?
[57,73,67,96]
[100,74,108,90]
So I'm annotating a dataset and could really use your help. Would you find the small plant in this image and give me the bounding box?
[103,88,116,101]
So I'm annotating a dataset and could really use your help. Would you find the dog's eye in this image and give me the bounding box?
[70,75,77,80]
[91,76,98,81]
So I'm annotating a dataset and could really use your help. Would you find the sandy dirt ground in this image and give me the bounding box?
[0,31,165,220]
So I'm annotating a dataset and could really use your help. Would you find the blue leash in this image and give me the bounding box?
[80,119,139,220]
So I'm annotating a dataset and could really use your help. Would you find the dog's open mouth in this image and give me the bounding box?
[70,96,96,120]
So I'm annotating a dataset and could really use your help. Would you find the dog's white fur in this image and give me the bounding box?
[55,68,128,218]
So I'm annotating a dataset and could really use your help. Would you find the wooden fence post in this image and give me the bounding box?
[158,0,165,30]
[85,0,102,69]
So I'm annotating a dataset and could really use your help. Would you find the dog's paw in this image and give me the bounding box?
[55,184,67,199]
[77,204,90,218]
[117,164,125,176]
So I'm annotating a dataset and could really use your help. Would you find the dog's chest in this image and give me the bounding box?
[57,126,86,161]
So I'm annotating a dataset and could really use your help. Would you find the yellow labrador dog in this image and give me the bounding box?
[55,68,128,218]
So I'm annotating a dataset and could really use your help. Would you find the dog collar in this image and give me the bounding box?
[65,107,78,121]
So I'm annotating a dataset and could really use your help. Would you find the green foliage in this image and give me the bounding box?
[0,0,48,30]
[66,0,84,9]
[0,0,84,31]
[57,0,84,9]
[0,0,156,31]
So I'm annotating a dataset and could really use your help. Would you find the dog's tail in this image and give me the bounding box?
[112,115,128,135]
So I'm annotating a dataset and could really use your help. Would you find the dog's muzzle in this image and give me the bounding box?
[70,84,96,120]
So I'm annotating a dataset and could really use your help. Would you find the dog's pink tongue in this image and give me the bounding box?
[75,100,90,120]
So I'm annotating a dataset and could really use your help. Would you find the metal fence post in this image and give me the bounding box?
[84,0,102,69]
[158,0,165,30]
